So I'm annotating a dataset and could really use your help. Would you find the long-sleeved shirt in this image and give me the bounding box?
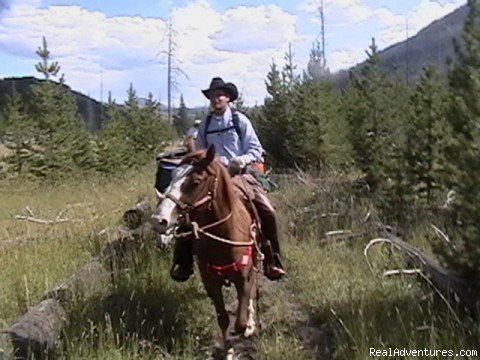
[195,106,264,166]
[186,126,199,139]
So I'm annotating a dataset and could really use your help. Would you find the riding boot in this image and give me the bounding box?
[260,220,286,280]
[242,177,285,281]
[170,235,194,282]
[253,193,285,280]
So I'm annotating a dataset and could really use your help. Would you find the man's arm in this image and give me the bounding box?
[237,113,264,164]
[185,137,196,152]
[195,121,207,150]
[184,127,196,152]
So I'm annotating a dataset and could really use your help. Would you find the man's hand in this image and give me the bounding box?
[228,155,249,175]
[231,156,249,169]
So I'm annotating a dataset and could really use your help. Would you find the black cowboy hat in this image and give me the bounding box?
[201,77,238,102]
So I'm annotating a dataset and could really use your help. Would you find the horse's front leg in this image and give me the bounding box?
[245,271,257,338]
[198,266,233,358]
[233,268,256,338]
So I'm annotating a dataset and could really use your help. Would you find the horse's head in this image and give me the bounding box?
[151,145,222,233]
[179,145,224,207]
[150,162,193,233]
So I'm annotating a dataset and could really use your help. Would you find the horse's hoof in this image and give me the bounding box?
[225,347,235,360]
[244,324,255,338]
[234,324,247,335]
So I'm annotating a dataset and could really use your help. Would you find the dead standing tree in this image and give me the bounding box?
[156,18,188,125]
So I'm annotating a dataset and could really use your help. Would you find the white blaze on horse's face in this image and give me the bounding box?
[151,164,192,232]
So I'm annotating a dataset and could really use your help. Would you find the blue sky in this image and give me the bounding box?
[0,0,466,106]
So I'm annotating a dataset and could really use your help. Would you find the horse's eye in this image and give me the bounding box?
[187,169,204,186]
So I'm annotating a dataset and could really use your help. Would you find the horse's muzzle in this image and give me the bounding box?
[151,216,169,234]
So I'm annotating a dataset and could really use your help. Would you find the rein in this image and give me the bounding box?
[165,192,212,211]
[169,175,254,247]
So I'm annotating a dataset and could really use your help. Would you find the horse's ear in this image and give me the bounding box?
[206,144,216,164]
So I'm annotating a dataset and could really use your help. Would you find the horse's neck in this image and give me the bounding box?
[213,169,251,230]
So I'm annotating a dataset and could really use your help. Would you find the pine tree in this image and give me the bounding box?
[345,38,388,190]
[19,37,95,179]
[145,92,159,112]
[98,84,174,173]
[405,65,450,207]
[125,83,139,110]
[282,43,301,89]
[258,59,293,167]
[265,61,282,97]
[306,40,330,82]
[35,36,60,80]
[173,94,190,135]
[2,93,36,176]
[344,38,411,215]
[29,80,94,178]
[233,92,249,114]
[435,0,480,280]
[294,79,350,168]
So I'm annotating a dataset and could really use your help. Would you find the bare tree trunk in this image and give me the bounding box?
[167,22,172,126]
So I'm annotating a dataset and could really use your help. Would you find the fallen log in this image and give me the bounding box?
[391,235,478,308]
[366,234,478,309]
[9,299,66,360]
[6,198,156,359]
[46,259,111,303]
[122,198,152,229]
[7,258,111,359]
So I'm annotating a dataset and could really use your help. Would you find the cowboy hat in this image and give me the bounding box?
[201,77,238,102]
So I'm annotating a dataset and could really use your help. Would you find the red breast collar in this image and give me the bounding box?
[206,246,253,278]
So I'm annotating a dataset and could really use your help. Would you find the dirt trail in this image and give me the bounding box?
[203,274,334,360]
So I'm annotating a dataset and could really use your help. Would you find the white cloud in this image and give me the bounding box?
[374,0,465,47]
[299,0,465,71]
[299,0,373,24]
[329,47,365,70]
[169,0,223,64]
[4,0,463,106]
[0,5,166,61]
[0,0,300,106]
[409,0,464,31]
[215,5,299,53]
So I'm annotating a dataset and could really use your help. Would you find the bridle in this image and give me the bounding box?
[167,171,254,247]
[166,175,218,212]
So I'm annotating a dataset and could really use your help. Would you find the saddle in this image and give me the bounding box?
[230,173,263,242]
[231,173,257,203]
[231,174,284,280]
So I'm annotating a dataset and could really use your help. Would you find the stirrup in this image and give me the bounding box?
[170,263,193,282]
[265,265,285,281]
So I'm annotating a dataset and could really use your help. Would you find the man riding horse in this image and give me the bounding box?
[160,77,285,282]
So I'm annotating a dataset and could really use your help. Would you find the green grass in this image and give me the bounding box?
[0,165,154,326]
[1,167,479,359]
[275,172,479,360]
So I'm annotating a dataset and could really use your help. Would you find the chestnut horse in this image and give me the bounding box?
[152,146,259,359]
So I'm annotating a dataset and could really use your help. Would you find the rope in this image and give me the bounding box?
[170,172,263,248]
[192,222,254,246]
[175,212,256,247]
[239,175,264,269]
[174,212,233,238]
